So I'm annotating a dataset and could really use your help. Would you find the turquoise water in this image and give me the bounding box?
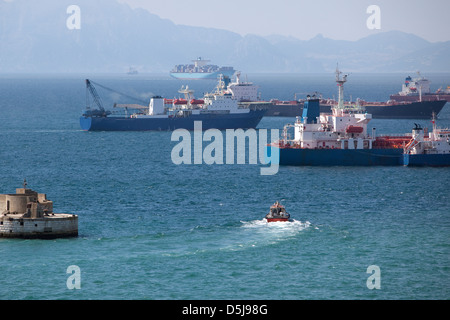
[0,74,449,300]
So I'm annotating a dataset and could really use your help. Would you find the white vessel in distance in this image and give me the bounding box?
[390,72,450,102]
[223,72,273,111]
[170,57,235,80]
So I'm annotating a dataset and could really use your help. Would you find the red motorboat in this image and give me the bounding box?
[265,201,290,222]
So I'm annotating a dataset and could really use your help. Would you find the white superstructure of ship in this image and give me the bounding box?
[399,72,431,96]
[403,114,450,166]
[225,72,260,102]
[280,68,376,150]
[390,72,450,103]
[173,77,250,115]
[223,72,272,112]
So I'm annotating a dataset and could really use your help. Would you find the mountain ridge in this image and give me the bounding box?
[0,0,448,73]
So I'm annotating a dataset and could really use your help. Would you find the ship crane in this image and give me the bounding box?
[178,85,195,99]
[178,85,196,107]
[84,79,111,117]
[85,79,104,112]
[83,79,149,117]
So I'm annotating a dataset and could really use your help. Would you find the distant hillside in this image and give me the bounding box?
[0,0,449,73]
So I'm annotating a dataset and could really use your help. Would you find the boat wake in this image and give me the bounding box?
[239,219,313,242]
[146,219,315,257]
[241,219,311,231]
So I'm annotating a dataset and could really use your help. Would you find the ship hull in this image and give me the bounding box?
[390,94,450,103]
[266,218,289,223]
[170,70,235,80]
[265,104,304,117]
[402,153,450,167]
[80,110,266,131]
[266,100,447,119]
[363,100,447,119]
[273,147,404,166]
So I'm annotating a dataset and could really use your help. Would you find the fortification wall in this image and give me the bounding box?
[0,215,78,239]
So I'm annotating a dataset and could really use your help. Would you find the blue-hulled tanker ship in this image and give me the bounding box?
[270,69,411,166]
[402,116,450,167]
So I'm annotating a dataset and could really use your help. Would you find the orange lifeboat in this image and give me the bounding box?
[173,99,187,105]
[346,126,364,133]
[190,99,204,105]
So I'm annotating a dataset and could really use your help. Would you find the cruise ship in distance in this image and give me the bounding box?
[170,57,235,80]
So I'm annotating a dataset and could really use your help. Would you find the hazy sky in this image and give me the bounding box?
[119,0,450,42]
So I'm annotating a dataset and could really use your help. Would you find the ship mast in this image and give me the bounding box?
[431,112,437,133]
[335,66,348,110]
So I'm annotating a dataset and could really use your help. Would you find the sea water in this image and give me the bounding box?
[0,73,449,300]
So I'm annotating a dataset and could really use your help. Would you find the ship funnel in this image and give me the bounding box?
[302,97,320,124]
[149,96,165,115]
[412,123,424,140]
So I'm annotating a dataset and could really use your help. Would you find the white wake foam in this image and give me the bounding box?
[240,219,313,239]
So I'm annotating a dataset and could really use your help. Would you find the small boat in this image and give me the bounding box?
[265,201,290,222]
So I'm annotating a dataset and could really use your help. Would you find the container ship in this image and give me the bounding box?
[126,67,138,75]
[269,69,413,166]
[170,57,235,80]
[80,78,266,131]
[390,73,450,103]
